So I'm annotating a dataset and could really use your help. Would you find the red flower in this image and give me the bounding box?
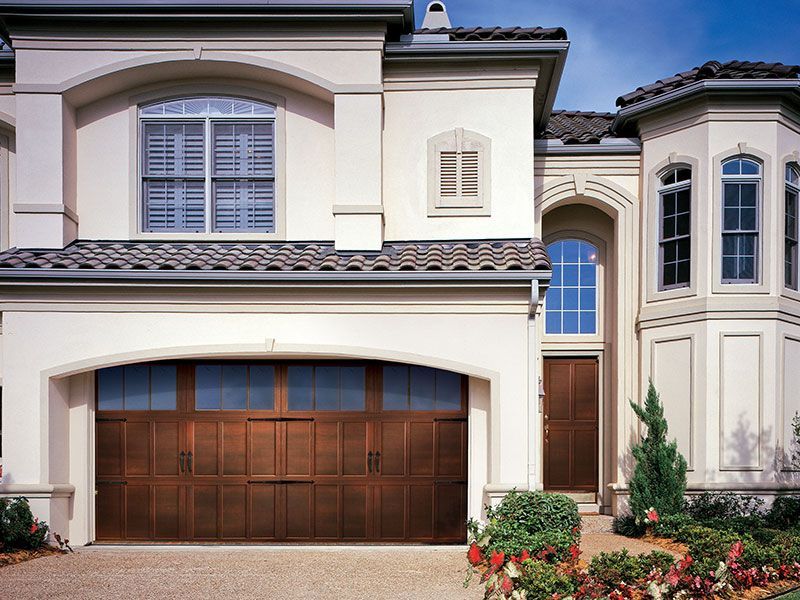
[569,544,581,561]
[29,523,38,534]
[728,541,745,562]
[519,549,530,562]
[645,508,660,524]
[500,574,513,594]
[490,550,505,569]
[467,543,483,566]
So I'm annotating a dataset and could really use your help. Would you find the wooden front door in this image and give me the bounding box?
[543,358,599,492]
[95,362,467,543]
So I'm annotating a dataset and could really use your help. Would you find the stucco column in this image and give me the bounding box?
[333,93,383,251]
[13,93,78,248]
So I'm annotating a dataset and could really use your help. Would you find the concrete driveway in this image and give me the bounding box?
[1,545,483,600]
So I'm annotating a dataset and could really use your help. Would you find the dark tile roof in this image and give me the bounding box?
[617,60,800,108]
[541,110,616,144]
[414,26,567,42]
[0,239,551,274]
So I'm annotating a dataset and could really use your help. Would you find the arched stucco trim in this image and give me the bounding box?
[0,110,15,130]
[534,174,637,226]
[14,51,380,107]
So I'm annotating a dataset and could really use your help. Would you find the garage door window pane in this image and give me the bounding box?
[123,366,150,410]
[196,365,222,410]
[287,366,313,411]
[151,366,177,410]
[97,367,124,410]
[436,370,462,411]
[222,365,247,410]
[249,366,275,410]
[340,367,366,411]
[315,366,339,411]
[410,367,436,411]
[383,366,409,410]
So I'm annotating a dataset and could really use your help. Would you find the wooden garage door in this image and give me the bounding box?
[95,362,467,543]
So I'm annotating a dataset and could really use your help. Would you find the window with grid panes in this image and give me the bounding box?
[721,158,761,284]
[786,164,800,290]
[658,167,691,289]
[139,97,276,233]
[544,240,598,335]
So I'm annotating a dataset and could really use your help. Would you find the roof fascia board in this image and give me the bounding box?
[384,40,569,60]
[613,79,800,132]
[0,268,552,283]
[536,41,568,132]
[534,138,641,155]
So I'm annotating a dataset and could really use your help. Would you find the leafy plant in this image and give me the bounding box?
[638,550,677,575]
[612,514,644,538]
[588,549,645,586]
[767,496,800,530]
[685,491,764,522]
[793,412,800,467]
[517,559,576,598]
[628,381,688,522]
[652,513,693,538]
[0,497,49,551]
[468,491,581,562]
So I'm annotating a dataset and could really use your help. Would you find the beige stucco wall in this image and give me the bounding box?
[0,285,543,544]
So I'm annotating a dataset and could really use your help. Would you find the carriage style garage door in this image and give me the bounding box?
[95,362,467,543]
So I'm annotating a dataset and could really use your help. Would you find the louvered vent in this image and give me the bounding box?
[460,151,480,198]
[439,151,459,197]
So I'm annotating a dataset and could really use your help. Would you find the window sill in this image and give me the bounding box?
[427,205,491,217]
[131,232,287,243]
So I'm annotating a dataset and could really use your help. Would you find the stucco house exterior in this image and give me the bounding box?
[0,0,797,546]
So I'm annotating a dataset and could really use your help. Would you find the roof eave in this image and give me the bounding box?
[613,79,800,134]
[534,138,641,155]
[0,268,552,283]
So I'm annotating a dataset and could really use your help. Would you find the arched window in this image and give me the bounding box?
[786,163,800,289]
[545,240,598,335]
[658,167,691,289]
[721,157,761,283]
[139,96,277,233]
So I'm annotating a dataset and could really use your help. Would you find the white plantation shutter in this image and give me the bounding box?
[140,97,277,233]
[432,128,488,209]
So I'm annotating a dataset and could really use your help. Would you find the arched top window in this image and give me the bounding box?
[658,166,692,290]
[722,157,761,176]
[139,96,277,234]
[785,163,800,289]
[721,155,762,284]
[140,97,276,117]
[545,239,598,335]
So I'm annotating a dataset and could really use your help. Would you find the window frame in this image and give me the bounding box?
[543,238,600,337]
[658,167,692,291]
[131,88,286,242]
[720,156,762,285]
[785,163,800,291]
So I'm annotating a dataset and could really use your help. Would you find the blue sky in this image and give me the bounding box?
[415,0,800,112]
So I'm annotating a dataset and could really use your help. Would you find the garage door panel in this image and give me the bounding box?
[125,422,150,476]
[193,422,219,476]
[436,483,465,540]
[154,422,181,477]
[342,485,368,539]
[125,485,151,539]
[408,485,434,539]
[342,422,368,476]
[250,421,277,477]
[153,485,180,539]
[376,485,405,539]
[97,422,123,477]
[378,422,405,476]
[314,485,339,538]
[222,422,247,476]
[409,423,434,476]
[285,422,312,477]
[95,483,123,540]
[436,421,465,478]
[191,485,218,539]
[314,422,338,476]
[222,485,247,538]
[250,484,277,539]
[285,483,312,539]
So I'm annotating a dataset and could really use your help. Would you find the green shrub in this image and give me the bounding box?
[685,492,764,522]
[0,497,49,550]
[767,496,800,529]
[589,549,645,586]
[628,381,688,522]
[674,525,746,577]
[486,490,581,536]
[652,513,693,538]
[518,559,576,598]
[638,550,677,575]
[468,491,580,562]
[775,531,800,564]
[613,514,645,538]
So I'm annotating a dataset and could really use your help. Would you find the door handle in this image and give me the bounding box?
[179,451,186,473]
[187,451,193,473]
[367,451,373,473]
[544,424,550,443]
[375,451,381,473]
